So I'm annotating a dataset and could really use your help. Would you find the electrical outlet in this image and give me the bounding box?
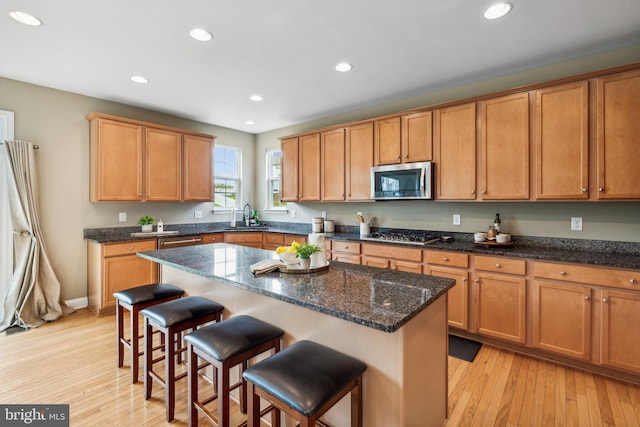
[357,211,363,217]
[571,217,583,231]
[321,211,327,219]
[118,212,126,222]
[289,210,296,218]
[194,210,203,219]
[453,214,461,226]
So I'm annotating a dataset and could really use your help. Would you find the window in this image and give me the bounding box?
[214,145,240,209]
[266,148,285,210]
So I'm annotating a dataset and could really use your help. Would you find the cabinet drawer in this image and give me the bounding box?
[202,233,223,244]
[263,232,285,246]
[103,240,156,257]
[475,256,526,275]
[332,253,361,264]
[332,241,361,254]
[425,250,469,268]
[284,234,307,245]
[534,261,640,291]
[224,232,263,244]
[362,243,422,262]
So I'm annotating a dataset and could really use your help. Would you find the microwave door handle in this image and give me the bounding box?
[420,168,426,196]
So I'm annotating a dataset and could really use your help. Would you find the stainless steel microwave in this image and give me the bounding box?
[370,161,434,200]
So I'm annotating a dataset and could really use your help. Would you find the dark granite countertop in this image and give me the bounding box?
[137,243,455,333]
[85,222,640,270]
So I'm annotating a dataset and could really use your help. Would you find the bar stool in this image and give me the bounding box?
[114,283,185,383]
[243,340,367,427]
[142,296,225,421]
[184,315,285,427]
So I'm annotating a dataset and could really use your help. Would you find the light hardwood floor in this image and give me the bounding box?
[1,308,639,426]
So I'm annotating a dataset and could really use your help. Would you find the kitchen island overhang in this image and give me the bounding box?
[138,243,455,426]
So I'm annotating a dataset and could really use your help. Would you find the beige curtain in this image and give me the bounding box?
[0,141,72,332]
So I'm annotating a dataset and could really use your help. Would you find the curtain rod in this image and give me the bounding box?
[0,142,39,150]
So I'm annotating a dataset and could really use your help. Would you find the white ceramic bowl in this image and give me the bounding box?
[496,234,509,243]
[474,232,487,242]
[278,251,298,265]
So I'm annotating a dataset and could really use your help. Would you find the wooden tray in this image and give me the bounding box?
[474,240,514,247]
[278,262,330,274]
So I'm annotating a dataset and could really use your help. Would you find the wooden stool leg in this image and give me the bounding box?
[240,361,247,414]
[246,381,261,427]
[352,376,363,427]
[188,343,199,427]
[116,302,124,368]
[130,305,140,383]
[218,361,230,427]
[144,318,153,400]
[166,326,176,422]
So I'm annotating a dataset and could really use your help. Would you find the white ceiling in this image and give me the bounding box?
[2,0,640,134]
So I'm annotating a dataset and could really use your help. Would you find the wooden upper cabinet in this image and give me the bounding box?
[299,133,321,201]
[90,117,143,201]
[374,117,401,165]
[434,103,477,200]
[321,128,346,201]
[87,113,214,202]
[145,127,182,201]
[535,81,589,200]
[280,136,299,202]
[480,92,530,200]
[596,70,640,199]
[183,134,214,201]
[346,122,374,201]
[402,111,433,163]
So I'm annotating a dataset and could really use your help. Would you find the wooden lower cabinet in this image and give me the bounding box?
[262,232,285,250]
[427,266,469,330]
[331,240,361,264]
[87,239,158,315]
[532,280,592,360]
[202,233,223,244]
[473,256,527,345]
[361,243,422,273]
[600,289,640,373]
[224,232,263,248]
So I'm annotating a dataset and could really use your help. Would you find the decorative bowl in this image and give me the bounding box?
[277,251,298,266]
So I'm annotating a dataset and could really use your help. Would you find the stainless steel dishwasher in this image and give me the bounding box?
[157,235,203,249]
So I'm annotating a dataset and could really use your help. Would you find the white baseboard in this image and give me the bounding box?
[65,297,88,310]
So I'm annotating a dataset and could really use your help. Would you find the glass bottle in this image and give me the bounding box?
[494,213,501,233]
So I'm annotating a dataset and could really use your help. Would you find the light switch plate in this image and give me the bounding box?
[289,210,296,218]
[571,217,583,231]
[453,214,461,226]
[118,212,126,222]
[194,210,203,219]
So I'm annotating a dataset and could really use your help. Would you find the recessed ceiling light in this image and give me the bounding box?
[9,11,42,26]
[249,95,263,102]
[189,28,212,42]
[130,75,149,84]
[483,3,512,19]
[245,121,256,126]
[335,62,353,72]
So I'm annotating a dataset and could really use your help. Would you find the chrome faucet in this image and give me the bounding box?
[243,203,251,226]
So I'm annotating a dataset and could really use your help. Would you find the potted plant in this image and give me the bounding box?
[137,215,155,232]
[294,242,321,269]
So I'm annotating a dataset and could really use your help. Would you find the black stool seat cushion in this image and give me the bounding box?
[184,315,284,361]
[113,283,184,305]
[141,296,224,327]
[242,340,367,417]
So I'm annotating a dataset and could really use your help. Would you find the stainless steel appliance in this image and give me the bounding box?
[360,230,441,246]
[370,161,434,200]
[158,235,203,248]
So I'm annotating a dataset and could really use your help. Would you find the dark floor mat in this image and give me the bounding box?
[448,334,482,362]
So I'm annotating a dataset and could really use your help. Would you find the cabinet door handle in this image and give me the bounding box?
[584,295,590,301]
[599,187,604,192]
[129,246,134,251]
[474,279,480,283]
[462,278,467,282]
[582,188,587,193]
[471,190,476,195]
[482,190,486,195]
[560,271,567,276]
[631,278,637,285]
[443,257,449,261]
[602,298,608,303]
[495,263,501,268]
[403,154,408,158]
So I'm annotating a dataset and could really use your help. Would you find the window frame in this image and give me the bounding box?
[213,144,241,211]
[265,147,286,212]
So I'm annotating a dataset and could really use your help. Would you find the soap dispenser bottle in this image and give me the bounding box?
[157,219,164,233]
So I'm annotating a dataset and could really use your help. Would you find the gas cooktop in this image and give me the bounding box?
[361,231,442,246]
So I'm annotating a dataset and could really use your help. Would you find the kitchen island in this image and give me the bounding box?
[138,243,455,427]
